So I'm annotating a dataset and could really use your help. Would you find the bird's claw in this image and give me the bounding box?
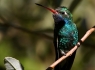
[60,49,66,56]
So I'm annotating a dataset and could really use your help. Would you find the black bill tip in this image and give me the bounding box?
[35,3,43,7]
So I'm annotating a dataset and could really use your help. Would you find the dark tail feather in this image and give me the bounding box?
[54,50,76,70]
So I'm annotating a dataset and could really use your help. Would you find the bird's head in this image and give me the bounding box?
[53,7,73,23]
[35,3,72,23]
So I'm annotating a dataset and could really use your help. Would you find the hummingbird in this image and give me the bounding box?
[35,3,78,70]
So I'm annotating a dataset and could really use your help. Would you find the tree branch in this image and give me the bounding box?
[46,26,95,70]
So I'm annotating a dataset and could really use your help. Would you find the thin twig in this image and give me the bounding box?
[46,26,95,70]
[0,17,53,40]
[0,23,53,40]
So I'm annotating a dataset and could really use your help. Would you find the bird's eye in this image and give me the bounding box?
[61,12,65,14]
[59,12,65,14]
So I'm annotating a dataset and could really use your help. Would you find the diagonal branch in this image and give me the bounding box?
[46,26,95,70]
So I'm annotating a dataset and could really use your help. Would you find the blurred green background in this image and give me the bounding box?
[0,0,95,70]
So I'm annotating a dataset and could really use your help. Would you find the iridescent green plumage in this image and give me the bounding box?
[58,18,78,52]
[53,7,78,70]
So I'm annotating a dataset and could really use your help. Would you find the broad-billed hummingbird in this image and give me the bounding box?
[35,3,78,70]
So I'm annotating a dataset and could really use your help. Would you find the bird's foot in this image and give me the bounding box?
[60,49,66,56]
